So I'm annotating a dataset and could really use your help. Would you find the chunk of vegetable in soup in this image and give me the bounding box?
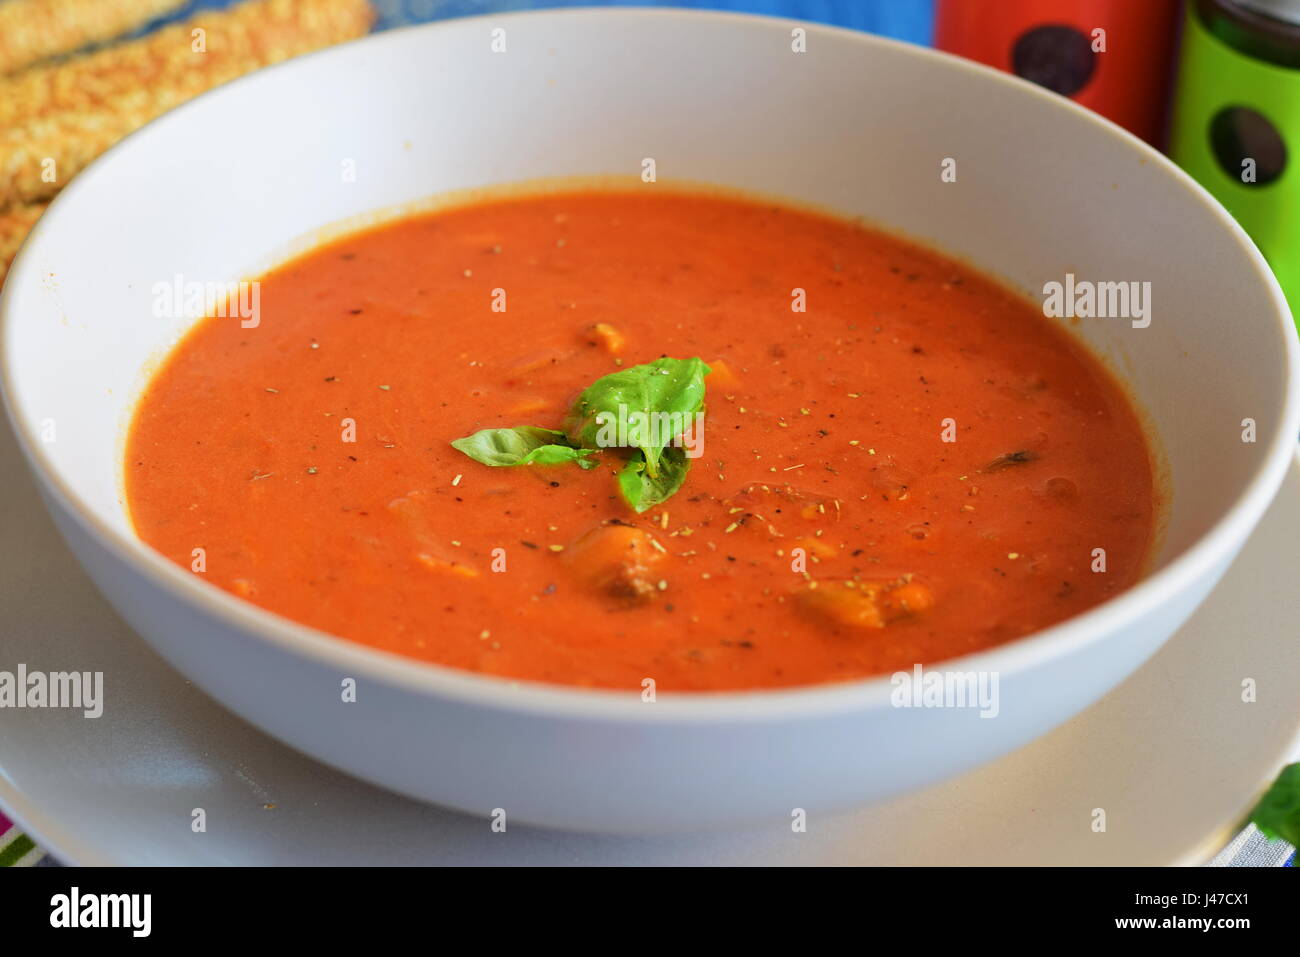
[125,190,1157,691]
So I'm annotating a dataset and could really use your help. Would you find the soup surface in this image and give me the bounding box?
[126,189,1157,691]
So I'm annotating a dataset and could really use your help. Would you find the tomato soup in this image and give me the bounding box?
[125,189,1158,691]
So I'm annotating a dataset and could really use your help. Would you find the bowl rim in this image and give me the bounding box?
[2,6,1298,723]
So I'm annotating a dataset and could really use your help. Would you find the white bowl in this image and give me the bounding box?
[3,9,1297,833]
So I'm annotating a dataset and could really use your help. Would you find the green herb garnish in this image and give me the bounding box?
[451,357,709,512]
[617,445,691,513]
[451,426,599,469]
[1250,763,1300,847]
[563,357,710,479]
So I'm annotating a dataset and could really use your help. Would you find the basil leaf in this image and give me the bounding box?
[1251,763,1300,847]
[617,446,690,513]
[563,357,710,477]
[451,357,708,509]
[451,427,596,468]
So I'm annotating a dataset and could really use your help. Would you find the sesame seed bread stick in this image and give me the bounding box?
[0,0,186,76]
[0,0,374,207]
[0,200,49,284]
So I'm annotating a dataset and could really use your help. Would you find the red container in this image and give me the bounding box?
[934,0,1182,145]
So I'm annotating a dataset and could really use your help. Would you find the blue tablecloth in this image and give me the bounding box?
[178,0,936,42]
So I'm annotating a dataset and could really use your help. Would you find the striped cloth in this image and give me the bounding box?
[1207,825,1296,868]
[0,810,50,868]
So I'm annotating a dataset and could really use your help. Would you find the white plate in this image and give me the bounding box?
[1,407,1297,865]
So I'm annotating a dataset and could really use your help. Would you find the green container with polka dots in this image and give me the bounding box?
[1170,0,1300,321]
